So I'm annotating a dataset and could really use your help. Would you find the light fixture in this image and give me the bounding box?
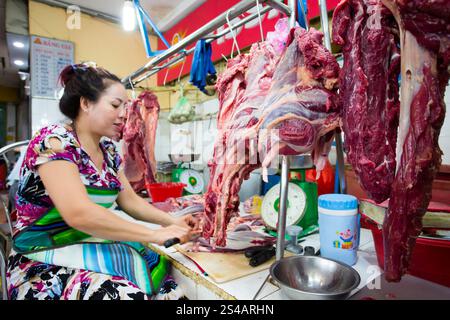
[18,71,29,81]
[14,59,25,66]
[122,0,136,31]
[13,41,25,48]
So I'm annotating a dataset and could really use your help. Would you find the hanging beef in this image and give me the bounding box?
[203,28,341,247]
[121,91,160,193]
[380,0,449,282]
[204,42,279,247]
[332,0,401,203]
[255,28,341,180]
[333,0,449,282]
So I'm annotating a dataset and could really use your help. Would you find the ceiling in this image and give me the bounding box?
[0,0,205,89]
[55,0,206,33]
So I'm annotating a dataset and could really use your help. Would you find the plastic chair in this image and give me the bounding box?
[0,140,29,301]
[0,244,7,300]
[0,197,13,254]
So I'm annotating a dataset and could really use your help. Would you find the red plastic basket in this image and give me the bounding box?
[146,182,186,203]
[368,224,450,287]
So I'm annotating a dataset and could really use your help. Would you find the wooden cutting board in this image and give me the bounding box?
[176,246,291,283]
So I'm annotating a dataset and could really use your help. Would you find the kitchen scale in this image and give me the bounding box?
[170,154,205,195]
[261,155,318,237]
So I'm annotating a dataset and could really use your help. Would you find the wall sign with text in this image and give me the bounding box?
[31,35,74,99]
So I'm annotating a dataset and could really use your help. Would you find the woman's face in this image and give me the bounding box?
[84,82,128,139]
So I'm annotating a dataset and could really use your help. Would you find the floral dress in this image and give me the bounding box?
[7,124,183,300]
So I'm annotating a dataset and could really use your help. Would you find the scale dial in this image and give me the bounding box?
[179,169,204,194]
[261,182,306,230]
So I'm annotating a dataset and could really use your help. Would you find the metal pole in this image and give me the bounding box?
[288,0,298,30]
[274,0,297,262]
[276,155,290,261]
[318,0,347,194]
[204,5,273,40]
[266,0,291,17]
[122,0,291,87]
[318,0,331,50]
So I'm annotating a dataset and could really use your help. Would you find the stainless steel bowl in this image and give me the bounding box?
[270,255,361,300]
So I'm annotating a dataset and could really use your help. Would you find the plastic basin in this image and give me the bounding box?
[146,182,186,202]
[367,222,450,287]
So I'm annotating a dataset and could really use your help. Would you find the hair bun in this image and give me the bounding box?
[58,64,77,87]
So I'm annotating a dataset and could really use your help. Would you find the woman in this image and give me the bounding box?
[6,62,200,300]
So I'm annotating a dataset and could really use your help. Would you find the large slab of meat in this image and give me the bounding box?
[121,91,160,193]
[332,0,401,203]
[333,0,449,282]
[204,42,279,247]
[254,28,341,179]
[381,0,449,282]
[203,28,341,247]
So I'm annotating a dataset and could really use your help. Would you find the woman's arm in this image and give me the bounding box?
[116,170,177,226]
[116,170,200,230]
[38,160,194,245]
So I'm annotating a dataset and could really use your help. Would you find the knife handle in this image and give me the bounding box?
[249,248,276,267]
[164,237,180,248]
[244,245,273,258]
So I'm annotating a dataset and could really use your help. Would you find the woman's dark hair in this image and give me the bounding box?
[58,62,122,120]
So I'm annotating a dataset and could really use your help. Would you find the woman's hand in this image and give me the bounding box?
[150,224,201,246]
[172,214,201,231]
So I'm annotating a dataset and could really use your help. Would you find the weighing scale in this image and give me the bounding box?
[261,155,318,236]
[169,154,205,195]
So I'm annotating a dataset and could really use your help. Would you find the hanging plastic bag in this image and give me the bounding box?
[168,86,196,124]
[266,17,295,55]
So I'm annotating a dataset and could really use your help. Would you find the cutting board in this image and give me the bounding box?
[176,246,291,283]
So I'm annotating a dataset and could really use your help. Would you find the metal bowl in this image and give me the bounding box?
[270,255,361,300]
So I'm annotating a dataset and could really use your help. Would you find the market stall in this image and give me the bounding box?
[0,0,449,302]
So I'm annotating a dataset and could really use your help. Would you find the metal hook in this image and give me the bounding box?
[163,68,169,87]
[255,0,264,42]
[226,8,240,58]
[129,78,137,100]
[177,55,186,84]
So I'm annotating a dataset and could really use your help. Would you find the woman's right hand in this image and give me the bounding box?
[151,225,201,246]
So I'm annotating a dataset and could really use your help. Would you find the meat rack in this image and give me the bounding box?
[122,0,294,88]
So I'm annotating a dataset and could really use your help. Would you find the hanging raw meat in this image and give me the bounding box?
[333,0,449,282]
[121,91,160,193]
[255,28,341,179]
[380,0,449,282]
[203,28,341,247]
[332,0,401,203]
[204,41,279,247]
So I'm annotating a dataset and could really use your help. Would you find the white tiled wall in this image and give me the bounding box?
[155,98,220,168]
